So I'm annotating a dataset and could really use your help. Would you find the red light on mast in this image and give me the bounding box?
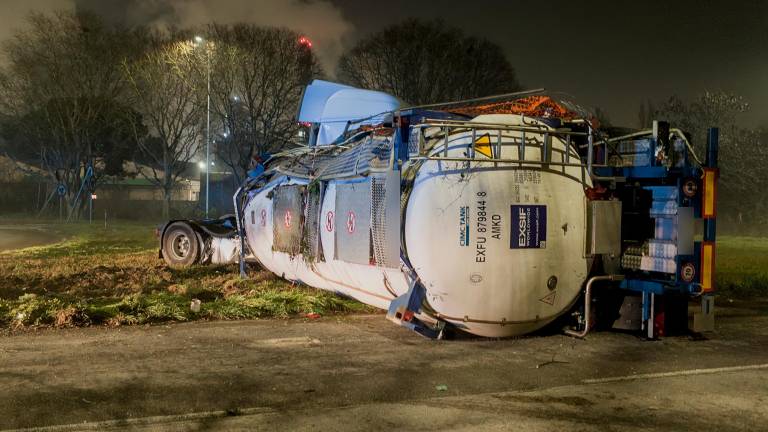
[298,36,312,48]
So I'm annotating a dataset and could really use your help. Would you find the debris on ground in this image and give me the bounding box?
[435,384,448,392]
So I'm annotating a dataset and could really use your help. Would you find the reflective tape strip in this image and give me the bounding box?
[701,241,715,292]
[702,168,717,219]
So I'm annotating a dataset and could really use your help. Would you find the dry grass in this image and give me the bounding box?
[0,221,372,329]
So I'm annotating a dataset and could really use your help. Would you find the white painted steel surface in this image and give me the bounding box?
[403,115,592,336]
[243,115,591,337]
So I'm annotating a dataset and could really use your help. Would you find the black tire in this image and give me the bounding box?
[162,222,200,268]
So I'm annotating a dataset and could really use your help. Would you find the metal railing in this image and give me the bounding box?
[409,118,621,180]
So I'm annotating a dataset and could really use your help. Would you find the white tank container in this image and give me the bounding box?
[243,114,591,337]
[404,115,591,336]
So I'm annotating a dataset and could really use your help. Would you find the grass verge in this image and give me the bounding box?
[714,236,768,299]
[0,221,372,330]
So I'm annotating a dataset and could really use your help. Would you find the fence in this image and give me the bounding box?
[0,181,198,222]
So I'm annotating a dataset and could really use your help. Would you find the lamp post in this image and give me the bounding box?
[194,35,211,218]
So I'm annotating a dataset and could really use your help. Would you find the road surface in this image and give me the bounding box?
[1,301,767,431]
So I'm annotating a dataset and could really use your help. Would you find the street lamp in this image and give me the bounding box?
[193,35,212,218]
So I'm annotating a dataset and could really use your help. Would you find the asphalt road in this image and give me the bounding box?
[1,301,767,431]
[0,226,60,252]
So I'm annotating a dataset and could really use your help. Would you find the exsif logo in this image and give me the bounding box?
[511,205,546,249]
[517,207,528,246]
[459,206,470,246]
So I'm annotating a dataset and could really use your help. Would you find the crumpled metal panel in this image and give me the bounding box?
[272,133,392,179]
[318,134,392,179]
[335,181,371,265]
[272,185,304,255]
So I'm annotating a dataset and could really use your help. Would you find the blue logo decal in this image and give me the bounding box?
[511,205,547,249]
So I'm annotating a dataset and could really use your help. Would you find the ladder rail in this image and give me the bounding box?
[411,121,624,181]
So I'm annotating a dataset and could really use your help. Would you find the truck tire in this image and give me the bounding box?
[162,222,200,268]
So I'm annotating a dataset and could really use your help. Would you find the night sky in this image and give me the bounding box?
[330,0,768,128]
[1,0,765,128]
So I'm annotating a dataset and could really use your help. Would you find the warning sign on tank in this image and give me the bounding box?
[511,205,547,249]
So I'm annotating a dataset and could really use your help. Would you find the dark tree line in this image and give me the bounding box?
[0,12,146,217]
[0,12,322,218]
[0,14,522,218]
[337,19,521,105]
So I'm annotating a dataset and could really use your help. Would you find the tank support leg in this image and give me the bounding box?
[386,280,444,339]
[643,292,655,339]
[691,294,715,333]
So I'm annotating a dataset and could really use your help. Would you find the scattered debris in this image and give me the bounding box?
[306,312,321,319]
[435,384,448,392]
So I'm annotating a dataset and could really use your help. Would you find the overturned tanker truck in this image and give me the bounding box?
[159,80,720,339]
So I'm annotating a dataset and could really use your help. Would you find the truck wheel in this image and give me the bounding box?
[162,222,199,268]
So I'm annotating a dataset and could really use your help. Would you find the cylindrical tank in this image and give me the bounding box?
[242,114,591,337]
[404,115,591,336]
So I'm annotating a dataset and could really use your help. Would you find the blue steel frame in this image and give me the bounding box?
[615,128,719,335]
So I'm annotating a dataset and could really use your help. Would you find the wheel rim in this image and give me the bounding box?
[169,232,191,260]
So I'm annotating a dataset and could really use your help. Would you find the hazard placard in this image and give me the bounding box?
[346,211,356,234]
[325,211,334,232]
[474,133,493,158]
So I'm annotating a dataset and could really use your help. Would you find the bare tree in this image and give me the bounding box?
[205,24,321,184]
[593,107,612,128]
[337,19,521,105]
[637,100,657,129]
[655,91,767,231]
[123,37,203,219]
[0,11,143,217]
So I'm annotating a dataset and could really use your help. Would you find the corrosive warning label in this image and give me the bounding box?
[510,205,547,249]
